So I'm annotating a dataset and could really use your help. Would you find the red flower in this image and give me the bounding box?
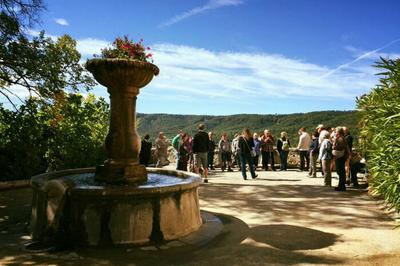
[121,43,129,51]
[99,36,154,62]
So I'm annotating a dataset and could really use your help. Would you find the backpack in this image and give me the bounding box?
[326,140,332,154]
[281,139,290,151]
[172,134,180,151]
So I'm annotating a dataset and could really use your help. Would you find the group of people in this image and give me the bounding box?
[295,124,361,191]
[144,124,211,182]
[139,123,364,191]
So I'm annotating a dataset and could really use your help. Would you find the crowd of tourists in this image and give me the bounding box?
[139,124,365,191]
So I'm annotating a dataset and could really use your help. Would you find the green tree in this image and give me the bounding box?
[0,0,44,27]
[43,93,109,171]
[1,0,95,108]
[0,93,109,180]
[0,1,107,180]
[137,111,359,143]
[357,57,400,212]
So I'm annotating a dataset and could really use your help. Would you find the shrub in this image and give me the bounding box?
[0,93,109,180]
[357,57,400,212]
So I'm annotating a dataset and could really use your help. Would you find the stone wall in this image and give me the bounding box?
[150,147,303,169]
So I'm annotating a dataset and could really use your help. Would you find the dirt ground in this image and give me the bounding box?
[1,168,400,265]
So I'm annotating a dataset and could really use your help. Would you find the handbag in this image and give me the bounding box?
[332,149,344,158]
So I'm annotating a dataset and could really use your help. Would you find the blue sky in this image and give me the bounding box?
[20,0,400,114]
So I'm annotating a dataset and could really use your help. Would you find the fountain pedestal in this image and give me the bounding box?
[85,59,159,184]
[95,84,147,183]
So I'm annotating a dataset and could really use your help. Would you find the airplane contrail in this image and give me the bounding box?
[321,37,400,79]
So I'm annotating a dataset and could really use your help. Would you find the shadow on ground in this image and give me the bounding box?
[65,213,342,266]
[199,180,394,230]
[249,224,337,250]
[0,188,342,266]
[0,174,396,266]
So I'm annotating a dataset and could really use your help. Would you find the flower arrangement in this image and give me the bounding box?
[95,35,153,63]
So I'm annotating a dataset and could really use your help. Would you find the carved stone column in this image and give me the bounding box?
[86,59,159,183]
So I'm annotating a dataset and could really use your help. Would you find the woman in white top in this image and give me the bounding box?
[318,131,333,186]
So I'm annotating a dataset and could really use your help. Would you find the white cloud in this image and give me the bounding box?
[76,38,110,57]
[147,43,378,101]
[3,33,389,113]
[25,30,109,58]
[344,45,358,53]
[158,0,243,28]
[24,29,58,41]
[55,18,69,26]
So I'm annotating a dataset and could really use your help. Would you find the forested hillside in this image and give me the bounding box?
[137,110,360,142]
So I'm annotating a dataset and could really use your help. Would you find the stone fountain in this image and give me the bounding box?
[29,59,203,246]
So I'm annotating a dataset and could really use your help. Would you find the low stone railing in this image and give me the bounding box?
[150,147,303,169]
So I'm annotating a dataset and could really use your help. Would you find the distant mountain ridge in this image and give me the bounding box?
[137,110,359,142]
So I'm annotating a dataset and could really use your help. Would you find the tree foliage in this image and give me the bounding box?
[137,111,359,143]
[1,0,95,108]
[0,0,107,181]
[0,93,108,180]
[0,0,45,27]
[357,57,400,212]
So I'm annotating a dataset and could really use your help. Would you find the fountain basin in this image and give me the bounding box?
[30,168,202,246]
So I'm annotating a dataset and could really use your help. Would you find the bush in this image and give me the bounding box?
[0,93,109,180]
[357,57,400,212]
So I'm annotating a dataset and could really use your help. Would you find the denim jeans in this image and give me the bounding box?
[254,155,260,169]
[234,153,241,169]
[335,156,346,189]
[279,151,288,170]
[262,151,275,170]
[240,154,256,179]
[207,150,214,169]
[221,151,231,170]
[299,150,309,171]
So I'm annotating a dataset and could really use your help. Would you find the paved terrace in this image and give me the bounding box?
[1,168,400,265]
